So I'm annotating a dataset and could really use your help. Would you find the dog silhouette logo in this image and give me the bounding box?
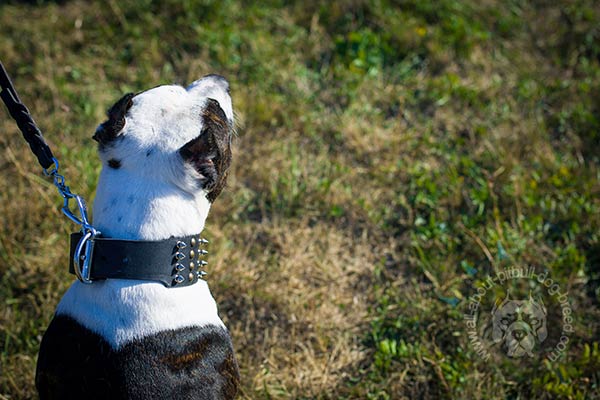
[491,292,547,357]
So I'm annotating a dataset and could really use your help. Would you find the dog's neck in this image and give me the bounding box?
[57,167,224,349]
[92,168,211,241]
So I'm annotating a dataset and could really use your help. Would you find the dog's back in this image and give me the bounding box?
[36,315,238,399]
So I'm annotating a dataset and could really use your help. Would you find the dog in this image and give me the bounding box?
[491,292,547,357]
[35,75,239,399]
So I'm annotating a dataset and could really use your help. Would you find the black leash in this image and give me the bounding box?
[0,61,56,171]
[0,60,101,283]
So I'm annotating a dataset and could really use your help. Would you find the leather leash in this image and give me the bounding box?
[0,61,55,170]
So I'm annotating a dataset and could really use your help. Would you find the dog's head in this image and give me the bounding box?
[491,292,547,357]
[93,75,233,203]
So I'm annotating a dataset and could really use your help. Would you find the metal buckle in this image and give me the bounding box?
[44,156,102,284]
[73,230,97,284]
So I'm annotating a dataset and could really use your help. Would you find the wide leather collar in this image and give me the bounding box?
[68,232,208,288]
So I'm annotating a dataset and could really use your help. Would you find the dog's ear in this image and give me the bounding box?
[529,293,548,343]
[536,320,548,342]
[529,292,546,314]
[491,291,509,315]
[179,98,232,202]
[187,75,233,123]
[93,93,135,144]
[491,324,505,343]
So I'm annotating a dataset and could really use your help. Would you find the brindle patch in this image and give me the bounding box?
[179,98,232,202]
[37,315,240,399]
[217,352,241,399]
[202,98,232,202]
[161,336,210,371]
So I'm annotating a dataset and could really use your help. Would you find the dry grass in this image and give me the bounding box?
[1,0,600,399]
[215,220,373,398]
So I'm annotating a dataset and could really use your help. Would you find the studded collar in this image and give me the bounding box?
[68,232,209,288]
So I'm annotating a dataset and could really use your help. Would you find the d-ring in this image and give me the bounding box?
[73,231,96,284]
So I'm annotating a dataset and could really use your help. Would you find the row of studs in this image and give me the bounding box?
[173,238,209,284]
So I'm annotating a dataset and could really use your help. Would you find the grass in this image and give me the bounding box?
[1,0,599,398]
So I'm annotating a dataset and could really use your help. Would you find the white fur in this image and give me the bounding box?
[56,280,225,348]
[56,76,232,349]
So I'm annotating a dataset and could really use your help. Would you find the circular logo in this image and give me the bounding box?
[463,266,573,360]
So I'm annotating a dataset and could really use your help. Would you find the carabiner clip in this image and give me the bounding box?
[73,229,98,284]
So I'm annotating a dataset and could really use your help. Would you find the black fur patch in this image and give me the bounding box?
[36,315,240,400]
[108,158,122,169]
[179,98,232,203]
[93,93,135,145]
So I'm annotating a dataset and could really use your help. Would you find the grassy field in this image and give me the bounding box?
[1,0,599,398]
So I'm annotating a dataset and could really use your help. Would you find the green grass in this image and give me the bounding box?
[1,0,599,398]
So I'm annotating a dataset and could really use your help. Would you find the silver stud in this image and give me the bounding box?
[198,270,207,277]
[175,252,185,260]
[199,249,208,255]
[198,260,208,267]
[176,241,187,250]
[175,263,185,272]
[189,250,196,259]
[188,272,195,281]
[174,275,184,284]
[199,238,209,245]
[191,238,197,247]
[189,262,195,271]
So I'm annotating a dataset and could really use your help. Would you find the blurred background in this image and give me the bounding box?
[1,1,599,398]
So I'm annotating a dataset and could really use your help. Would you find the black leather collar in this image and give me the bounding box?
[68,232,208,288]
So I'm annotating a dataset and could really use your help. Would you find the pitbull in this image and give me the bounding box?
[491,292,547,358]
[35,75,239,399]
